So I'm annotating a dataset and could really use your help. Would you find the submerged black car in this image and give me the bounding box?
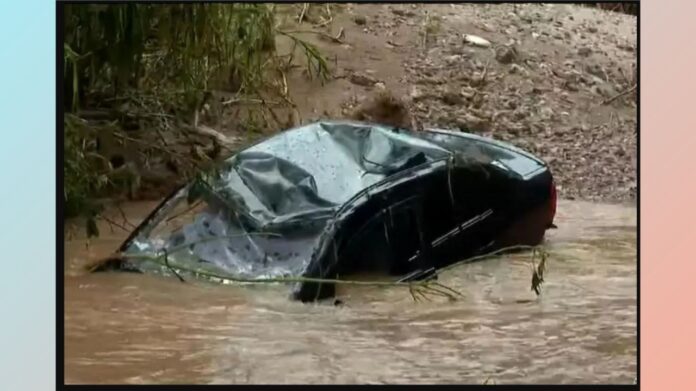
[105,121,557,302]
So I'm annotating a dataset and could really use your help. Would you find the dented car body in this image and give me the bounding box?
[106,121,557,302]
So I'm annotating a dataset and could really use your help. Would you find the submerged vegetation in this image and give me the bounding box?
[91,243,550,303]
[63,3,329,218]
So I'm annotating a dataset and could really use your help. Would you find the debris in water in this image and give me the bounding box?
[531,249,548,295]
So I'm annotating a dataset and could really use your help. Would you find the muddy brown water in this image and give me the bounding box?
[64,200,636,384]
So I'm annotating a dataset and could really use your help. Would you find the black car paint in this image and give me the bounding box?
[104,122,555,302]
[291,130,554,301]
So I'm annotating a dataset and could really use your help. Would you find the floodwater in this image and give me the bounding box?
[64,199,637,384]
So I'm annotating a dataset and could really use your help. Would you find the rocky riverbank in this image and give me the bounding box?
[281,3,637,203]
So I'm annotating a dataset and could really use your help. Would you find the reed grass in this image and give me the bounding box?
[63,4,329,217]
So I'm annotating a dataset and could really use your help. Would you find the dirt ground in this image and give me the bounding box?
[267,3,637,204]
[117,3,636,205]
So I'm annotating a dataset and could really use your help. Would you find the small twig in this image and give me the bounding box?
[280,69,289,97]
[619,67,630,87]
[155,127,169,147]
[334,27,345,42]
[467,59,491,109]
[602,84,637,105]
[480,58,491,85]
[468,90,480,109]
[409,285,420,302]
[298,3,309,24]
[413,288,433,302]
[190,124,238,150]
[265,100,285,128]
[278,29,344,44]
[601,66,612,86]
[313,4,332,27]
[221,97,282,106]
[161,249,186,283]
[429,281,465,298]
[116,204,137,230]
[420,285,457,301]
[98,215,132,233]
[283,40,298,70]
[275,88,298,109]
[530,248,548,295]
[314,10,333,27]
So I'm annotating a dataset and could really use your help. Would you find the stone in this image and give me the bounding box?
[495,45,518,64]
[353,15,367,25]
[578,47,592,57]
[349,73,377,87]
[441,91,465,106]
